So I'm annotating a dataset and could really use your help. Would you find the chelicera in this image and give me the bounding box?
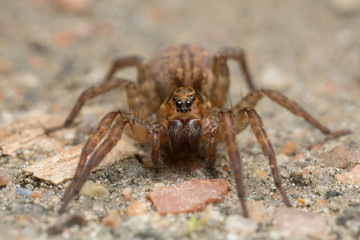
[46,44,350,217]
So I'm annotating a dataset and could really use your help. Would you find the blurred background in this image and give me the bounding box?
[0,1,359,239]
[0,0,359,128]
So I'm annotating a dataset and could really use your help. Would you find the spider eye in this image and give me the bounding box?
[173,96,179,101]
[176,101,182,108]
[185,100,191,108]
[189,96,195,101]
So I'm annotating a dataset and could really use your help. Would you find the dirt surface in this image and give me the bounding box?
[0,0,360,239]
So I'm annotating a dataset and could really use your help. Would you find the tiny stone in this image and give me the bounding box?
[16,187,32,198]
[325,190,341,199]
[281,142,297,156]
[31,190,44,199]
[148,178,229,215]
[25,184,34,190]
[80,180,110,197]
[348,140,358,148]
[335,164,360,185]
[255,170,268,181]
[247,200,268,223]
[125,201,147,216]
[102,209,120,227]
[0,167,10,187]
[320,145,354,169]
[225,215,257,236]
[122,187,133,202]
[43,190,55,199]
[153,182,166,191]
[272,207,327,239]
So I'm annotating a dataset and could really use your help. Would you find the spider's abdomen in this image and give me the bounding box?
[149,44,215,103]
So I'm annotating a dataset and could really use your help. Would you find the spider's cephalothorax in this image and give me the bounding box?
[46,44,350,217]
[163,87,208,154]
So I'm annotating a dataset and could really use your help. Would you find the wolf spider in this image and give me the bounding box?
[47,44,349,217]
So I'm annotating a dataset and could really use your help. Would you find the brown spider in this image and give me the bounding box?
[46,44,349,217]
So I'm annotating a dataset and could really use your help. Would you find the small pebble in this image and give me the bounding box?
[272,207,327,238]
[31,190,44,199]
[281,142,297,156]
[225,215,257,236]
[0,167,10,187]
[247,200,268,223]
[125,201,147,216]
[320,145,353,169]
[80,180,110,197]
[153,182,166,191]
[325,190,341,199]
[16,187,32,198]
[255,169,268,180]
[335,164,360,185]
[122,187,133,202]
[102,209,120,227]
[43,190,55,199]
[148,178,229,215]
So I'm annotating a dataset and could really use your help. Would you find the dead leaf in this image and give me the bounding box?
[24,134,141,185]
[0,115,63,155]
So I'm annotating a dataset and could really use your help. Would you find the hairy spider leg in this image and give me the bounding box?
[59,119,128,213]
[220,111,249,217]
[232,89,351,137]
[59,112,152,213]
[61,111,121,203]
[211,47,255,107]
[45,78,142,133]
[103,56,147,82]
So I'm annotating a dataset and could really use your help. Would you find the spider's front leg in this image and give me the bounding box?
[238,108,292,207]
[220,110,249,217]
[219,109,292,218]
[59,111,151,213]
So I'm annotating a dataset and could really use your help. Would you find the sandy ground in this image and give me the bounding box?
[0,0,360,239]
